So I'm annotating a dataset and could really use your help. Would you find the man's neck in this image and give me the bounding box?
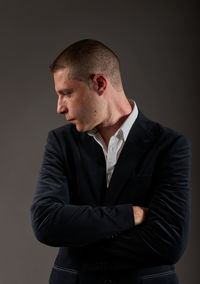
[97,99,134,148]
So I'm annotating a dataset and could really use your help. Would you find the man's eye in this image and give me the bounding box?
[64,92,72,97]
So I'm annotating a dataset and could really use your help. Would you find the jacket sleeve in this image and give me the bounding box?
[98,134,192,265]
[30,130,134,248]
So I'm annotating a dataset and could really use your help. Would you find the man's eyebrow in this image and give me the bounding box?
[56,88,74,94]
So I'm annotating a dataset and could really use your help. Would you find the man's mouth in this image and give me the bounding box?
[68,118,76,122]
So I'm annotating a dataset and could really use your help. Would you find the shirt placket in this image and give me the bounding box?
[107,136,120,188]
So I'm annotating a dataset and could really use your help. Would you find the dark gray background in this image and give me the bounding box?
[0,1,198,283]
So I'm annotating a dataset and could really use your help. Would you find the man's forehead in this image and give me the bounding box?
[54,69,73,91]
[53,67,70,81]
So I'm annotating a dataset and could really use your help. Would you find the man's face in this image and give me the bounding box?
[54,68,103,132]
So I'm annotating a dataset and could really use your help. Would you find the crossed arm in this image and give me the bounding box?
[31,130,191,265]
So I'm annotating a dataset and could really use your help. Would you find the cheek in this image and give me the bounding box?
[72,103,88,122]
[82,107,92,121]
[74,95,95,122]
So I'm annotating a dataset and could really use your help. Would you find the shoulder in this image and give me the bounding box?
[46,123,88,147]
[156,121,191,149]
[138,110,191,149]
[49,123,75,136]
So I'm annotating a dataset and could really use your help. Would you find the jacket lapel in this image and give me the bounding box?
[75,129,107,203]
[104,110,157,205]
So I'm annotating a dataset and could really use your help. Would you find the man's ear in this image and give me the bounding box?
[92,74,107,94]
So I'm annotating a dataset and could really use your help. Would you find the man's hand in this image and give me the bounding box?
[132,206,148,225]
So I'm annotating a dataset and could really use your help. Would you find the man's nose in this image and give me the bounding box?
[57,97,68,114]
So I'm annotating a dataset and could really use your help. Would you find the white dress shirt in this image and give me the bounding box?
[87,99,138,188]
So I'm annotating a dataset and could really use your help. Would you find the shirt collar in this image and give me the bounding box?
[117,99,138,141]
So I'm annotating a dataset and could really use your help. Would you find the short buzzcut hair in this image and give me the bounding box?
[49,39,123,91]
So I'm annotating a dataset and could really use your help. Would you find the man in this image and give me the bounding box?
[31,39,191,284]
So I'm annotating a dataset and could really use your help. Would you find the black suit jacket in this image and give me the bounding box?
[31,109,191,284]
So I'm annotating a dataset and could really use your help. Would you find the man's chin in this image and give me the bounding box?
[75,124,92,133]
[75,124,86,132]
